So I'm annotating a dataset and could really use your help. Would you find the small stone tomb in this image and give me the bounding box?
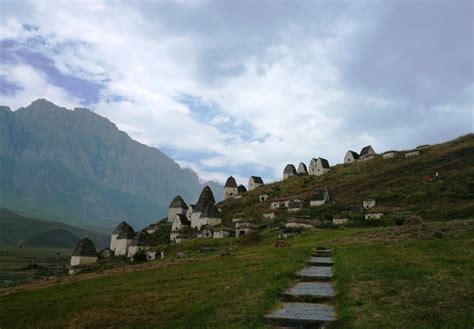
[405,149,420,158]
[262,211,275,220]
[310,188,329,207]
[365,212,384,220]
[362,199,376,210]
[259,193,269,202]
[332,217,349,225]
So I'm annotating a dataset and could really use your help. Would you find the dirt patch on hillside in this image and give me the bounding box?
[334,219,474,243]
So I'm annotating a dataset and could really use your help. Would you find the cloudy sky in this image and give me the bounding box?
[1,0,472,184]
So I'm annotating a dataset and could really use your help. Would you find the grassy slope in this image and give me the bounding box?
[1,221,473,328]
[0,208,109,248]
[0,247,72,288]
[219,134,474,224]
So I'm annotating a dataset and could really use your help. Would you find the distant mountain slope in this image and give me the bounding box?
[0,99,223,229]
[0,208,108,249]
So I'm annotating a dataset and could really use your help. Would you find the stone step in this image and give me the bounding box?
[307,257,334,266]
[296,266,333,281]
[313,248,332,253]
[312,253,332,258]
[284,282,335,302]
[312,250,332,256]
[265,303,335,328]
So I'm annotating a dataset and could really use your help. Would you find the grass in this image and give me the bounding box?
[1,220,473,328]
[0,247,72,288]
[332,224,474,328]
[219,134,474,223]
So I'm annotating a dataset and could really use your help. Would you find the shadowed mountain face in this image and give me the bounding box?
[0,99,223,229]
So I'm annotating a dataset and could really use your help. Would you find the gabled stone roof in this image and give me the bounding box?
[237,184,247,193]
[112,221,136,239]
[194,186,216,212]
[318,158,330,169]
[360,145,375,157]
[283,164,297,174]
[200,202,221,218]
[225,176,237,188]
[169,195,188,209]
[347,150,359,159]
[72,238,98,257]
[250,176,264,184]
[312,188,329,201]
[175,213,190,226]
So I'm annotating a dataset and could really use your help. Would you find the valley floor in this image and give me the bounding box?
[0,220,473,328]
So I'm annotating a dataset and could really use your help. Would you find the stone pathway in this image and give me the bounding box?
[266,247,336,328]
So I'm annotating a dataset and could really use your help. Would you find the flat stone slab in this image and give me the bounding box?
[308,257,334,266]
[266,303,335,326]
[313,248,332,253]
[285,282,335,299]
[296,266,333,280]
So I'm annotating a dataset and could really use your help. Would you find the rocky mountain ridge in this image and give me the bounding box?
[0,99,223,229]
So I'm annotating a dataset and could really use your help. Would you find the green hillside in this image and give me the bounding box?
[0,220,472,328]
[219,134,474,225]
[0,208,109,249]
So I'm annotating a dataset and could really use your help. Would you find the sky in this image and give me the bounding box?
[0,0,473,184]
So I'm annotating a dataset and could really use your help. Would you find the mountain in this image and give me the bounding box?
[0,208,108,249]
[0,99,223,230]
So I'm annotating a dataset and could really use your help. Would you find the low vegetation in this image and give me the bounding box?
[1,220,473,328]
[219,134,474,224]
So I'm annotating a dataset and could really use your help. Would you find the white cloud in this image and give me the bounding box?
[1,1,471,183]
[0,64,81,110]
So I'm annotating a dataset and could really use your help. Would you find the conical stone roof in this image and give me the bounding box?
[72,238,98,257]
[283,164,297,174]
[112,221,136,239]
[225,176,237,188]
[237,184,247,193]
[199,202,221,219]
[169,195,188,209]
[194,186,216,212]
[130,231,148,247]
[297,162,308,174]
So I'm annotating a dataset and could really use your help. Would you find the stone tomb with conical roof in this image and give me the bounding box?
[190,186,216,228]
[69,238,98,273]
[110,221,136,256]
[168,195,188,222]
[127,231,151,258]
[237,184,247,194]
[224,176,238,200]
[196,202,222,230]
[283,164,297,180]
[297,162,308,175]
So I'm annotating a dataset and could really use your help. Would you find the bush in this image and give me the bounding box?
[238,230,261,245]
[132,249,148,262]
[405,215,424,226]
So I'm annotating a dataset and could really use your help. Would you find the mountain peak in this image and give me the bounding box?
[28,98,63,110]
